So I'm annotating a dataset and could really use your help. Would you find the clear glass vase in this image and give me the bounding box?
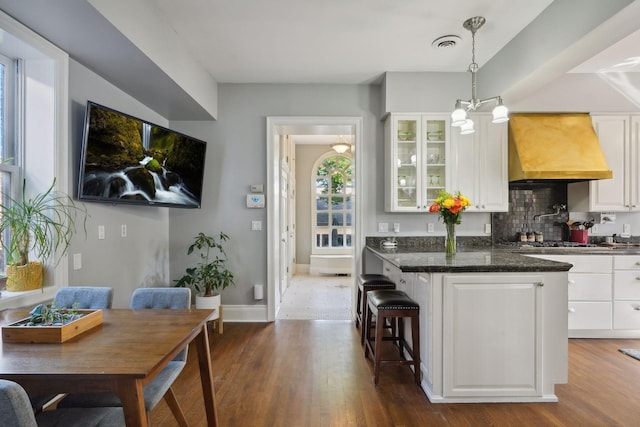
[445,222,456,255]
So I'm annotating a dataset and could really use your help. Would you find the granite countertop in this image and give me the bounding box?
[496,245,640,256]
[366,246,572,273]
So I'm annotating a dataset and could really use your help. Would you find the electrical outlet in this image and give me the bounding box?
[623,224,631,237]
[484,223,491,234]
[393,223,400,233]
[591,224,599,234]
[121,224,127,238]
[427,223,434,233]
[378,222,389,233]
[73,253,82,270]
[98,225,105,240]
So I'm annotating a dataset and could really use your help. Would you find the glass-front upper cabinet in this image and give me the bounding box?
[423,117,448,207]
[385,114,450,212]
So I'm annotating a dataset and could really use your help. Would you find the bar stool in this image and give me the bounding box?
[364,289,420,385]
[356,274,396,344]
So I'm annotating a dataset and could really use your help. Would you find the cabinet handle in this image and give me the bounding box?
[399,278,406,284]
[568,279,575,285]
[635,261,640,266]
[634,306,640,311]
[636,277,640,281]
[536,282,544,287]
[568,308,575,313]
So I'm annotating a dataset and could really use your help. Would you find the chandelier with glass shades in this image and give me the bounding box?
[451,16,509,135]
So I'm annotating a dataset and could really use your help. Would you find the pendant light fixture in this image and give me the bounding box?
[451,16,509,134]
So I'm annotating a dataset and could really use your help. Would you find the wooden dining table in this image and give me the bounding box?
[0,308,219,427]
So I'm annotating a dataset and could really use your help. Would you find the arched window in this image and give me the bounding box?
[312,153,353,252]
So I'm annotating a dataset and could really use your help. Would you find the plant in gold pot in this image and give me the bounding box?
[174,231,235,315]
[0,179,87,291]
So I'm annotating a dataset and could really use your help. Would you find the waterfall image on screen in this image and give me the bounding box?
[78,102,207,208]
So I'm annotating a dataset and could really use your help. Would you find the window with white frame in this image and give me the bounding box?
[0,53,19,275]
[312,154,353,251]
[0,10,69,308]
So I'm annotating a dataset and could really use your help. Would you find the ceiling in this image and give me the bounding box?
[0,0,638,123]
[150,0,554,84]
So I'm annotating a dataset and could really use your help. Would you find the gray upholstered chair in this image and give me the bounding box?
[58,287,191,427]
[0,379,125,427]
[53,286,114,309]
[30,286,115,414]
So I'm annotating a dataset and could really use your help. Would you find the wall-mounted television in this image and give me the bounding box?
[77,101,207,208]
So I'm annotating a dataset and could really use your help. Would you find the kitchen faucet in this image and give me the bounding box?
[533,204,566,221]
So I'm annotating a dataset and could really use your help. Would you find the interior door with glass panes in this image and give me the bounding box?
[395,117,420,210]
[423,117,448,207]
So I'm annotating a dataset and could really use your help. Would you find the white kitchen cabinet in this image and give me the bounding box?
[613,255,640,331]
[412,271,568,403]
[530,253,640,338]
[382,260,403,288]
[451,114,508,212]
[568,115,640,212]
[414,273,434,389]
[384,114,451,212]
[442,274,544,398]
[529,254,614,335]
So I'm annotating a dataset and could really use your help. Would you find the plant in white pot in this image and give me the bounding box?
[174,232,235,316]
[0,179,87,291]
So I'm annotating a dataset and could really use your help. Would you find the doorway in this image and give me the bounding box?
[266,117,363,322]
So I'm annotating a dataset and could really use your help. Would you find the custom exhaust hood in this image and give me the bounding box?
[508,113,612,183]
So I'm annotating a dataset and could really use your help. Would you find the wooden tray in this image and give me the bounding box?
[2,309,103,343]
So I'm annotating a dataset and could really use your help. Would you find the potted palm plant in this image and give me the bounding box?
[174,231,235,312]
[0,179,87,291]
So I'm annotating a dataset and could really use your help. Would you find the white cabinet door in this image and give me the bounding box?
[451,114,508,212]
[568,301,612,330]
[442,274,543,398]
[385,114,450,212]
[569,115,635,212]
[477,116,508,212]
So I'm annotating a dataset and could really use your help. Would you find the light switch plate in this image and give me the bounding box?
[427,223,434,233]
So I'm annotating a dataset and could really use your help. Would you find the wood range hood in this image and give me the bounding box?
[508,113,612,183]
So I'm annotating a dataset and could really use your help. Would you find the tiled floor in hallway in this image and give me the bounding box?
[277,273,353,320]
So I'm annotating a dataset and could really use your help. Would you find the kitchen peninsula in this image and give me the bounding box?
[365,243,572,403]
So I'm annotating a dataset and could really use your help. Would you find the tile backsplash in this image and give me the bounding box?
[492,183,569,242]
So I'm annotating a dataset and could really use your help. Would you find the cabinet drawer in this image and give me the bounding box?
[614,255,640,270]
[613,270,640,299]
[613,301,640,329]
[530,255,612,273]
[568,302,612,330]
[568,273,612,301]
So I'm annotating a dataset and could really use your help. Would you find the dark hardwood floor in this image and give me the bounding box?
[151,321,640,426]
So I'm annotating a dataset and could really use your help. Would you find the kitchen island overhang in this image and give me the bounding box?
[366,246,571,403]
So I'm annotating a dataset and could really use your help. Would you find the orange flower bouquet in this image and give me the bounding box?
[429,190,471,254]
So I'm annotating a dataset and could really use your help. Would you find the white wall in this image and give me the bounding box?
[67,59,171,309]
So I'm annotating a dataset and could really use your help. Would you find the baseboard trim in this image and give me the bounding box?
[222,304,269,322]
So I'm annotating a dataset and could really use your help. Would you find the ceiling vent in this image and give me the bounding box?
[431,35,461,49]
